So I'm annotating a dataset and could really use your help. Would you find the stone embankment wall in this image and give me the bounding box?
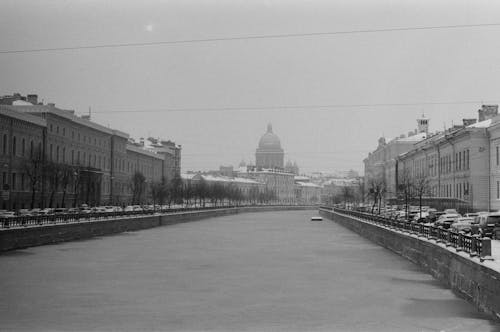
[0,206,314,252]
[320,209,500,321]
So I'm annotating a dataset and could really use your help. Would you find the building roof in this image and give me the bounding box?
[396,132,427,142]
[0,105,46,127]
[296,181,322,188]
[181,173,264,185]
[4,104,115,135]
[467,118,492,128]
[126,144,164,160]
[258,123,282,150]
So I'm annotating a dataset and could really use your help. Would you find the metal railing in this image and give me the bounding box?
[319,206,493,262]
[0,204,315,229]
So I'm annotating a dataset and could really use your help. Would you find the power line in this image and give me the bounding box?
[2,22,500,54]
[93,100,498,114]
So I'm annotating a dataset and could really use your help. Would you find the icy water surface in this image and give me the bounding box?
[0,210,498,331]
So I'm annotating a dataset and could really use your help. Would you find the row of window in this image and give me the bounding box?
[438,182,470,199]
[406,149,471,179]
[49,123,110,149]
[1,134,43,157]
[439,149,470,174]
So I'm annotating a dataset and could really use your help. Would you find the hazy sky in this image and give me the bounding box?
[2,0,500,174]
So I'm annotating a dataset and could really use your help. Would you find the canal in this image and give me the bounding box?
[0,210,498,331]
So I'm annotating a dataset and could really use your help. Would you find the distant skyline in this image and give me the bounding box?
[2,0,500,174]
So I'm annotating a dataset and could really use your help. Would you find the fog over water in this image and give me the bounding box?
[0,211,497,331]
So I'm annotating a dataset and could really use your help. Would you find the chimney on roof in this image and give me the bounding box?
[463,118,477,126]
[139,137,145,146]
[478,105,498,121]
[47,102,55,107]
[27,94,38,105]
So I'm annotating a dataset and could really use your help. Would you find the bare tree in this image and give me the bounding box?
[397,168,414,219]
[412,172,433,219]
[368,177,386,214]
[22,147,44,209]
[341,186,353,208]
[60,165,74,208]
[130,171,146,205]
[150,180,167,211]
[45,161,63,208]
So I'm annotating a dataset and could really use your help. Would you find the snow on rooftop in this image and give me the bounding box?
[12,100,33,106]
[396,132,427,142]
[296,181,321,188]
[467,118,492,128]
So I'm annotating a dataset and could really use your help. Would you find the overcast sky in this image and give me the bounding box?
[2,0,500,174]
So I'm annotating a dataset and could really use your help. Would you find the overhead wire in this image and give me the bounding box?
[92,100,499,114]
[2,22,500,54]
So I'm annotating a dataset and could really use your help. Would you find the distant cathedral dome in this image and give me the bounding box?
[258,123,282,150]
[256,123,284,169]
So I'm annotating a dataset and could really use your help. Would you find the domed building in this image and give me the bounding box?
[256,123,284,169]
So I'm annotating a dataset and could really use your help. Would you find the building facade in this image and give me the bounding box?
[363,116,429,200]
[0,95,182,209]
[390,105,498,212]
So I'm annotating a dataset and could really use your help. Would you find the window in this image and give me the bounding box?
[50,124,53,132]
[497,181,499,200]
[71,150,74,164]
[12,136,16,156]
[62,147,66,163]
[21,138,25,156]
[56,126,59,134]
[56,146,59,162]
[62,128,66,136]
[21,174,25,191]
[30,140,33,158]
[49,144,53,161]
[77,151,81,164]
[459,151,462,170]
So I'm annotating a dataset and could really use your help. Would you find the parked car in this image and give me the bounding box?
[53,208,67,215]
[38,208,54,215]
[450,217,477,233]
[0,211,16,218]
[435,215,461,229]
[472,212,500,238]
[92,207,107,213]
[17,209,32,216]
[412,211,429,223]
[444,209,459,215]
[426,211,446,223]
[79,207,92,214]
[99,206,116,213]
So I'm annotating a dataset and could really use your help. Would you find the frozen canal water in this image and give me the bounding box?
[0,210,499,331]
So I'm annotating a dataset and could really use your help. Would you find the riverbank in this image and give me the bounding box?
[0,205,315,252]
[320,208,500,321]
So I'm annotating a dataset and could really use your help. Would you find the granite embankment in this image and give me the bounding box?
[320,208,500,321]
[0,205,315,252]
